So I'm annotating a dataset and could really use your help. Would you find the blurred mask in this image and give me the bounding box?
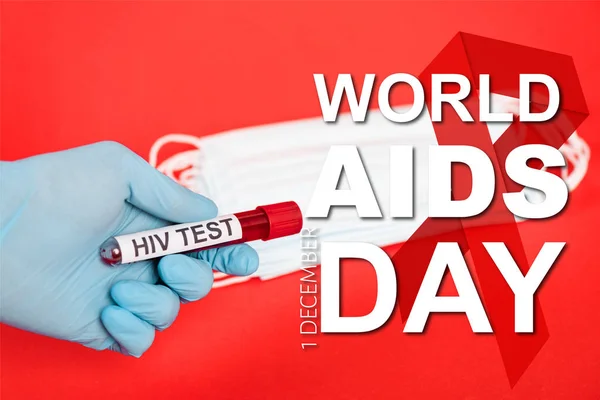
[149,98,590,287]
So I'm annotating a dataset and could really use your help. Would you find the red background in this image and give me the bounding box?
[1,1,600,399]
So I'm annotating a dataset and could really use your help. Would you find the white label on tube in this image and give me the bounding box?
[115,214,243,264]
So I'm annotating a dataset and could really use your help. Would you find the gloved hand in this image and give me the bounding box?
[0,141,259,357]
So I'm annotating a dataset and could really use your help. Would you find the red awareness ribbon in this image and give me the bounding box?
[392,33,589,387]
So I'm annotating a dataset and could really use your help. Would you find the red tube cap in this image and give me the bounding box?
[257,201,303,240]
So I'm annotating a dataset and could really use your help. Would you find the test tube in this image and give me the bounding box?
[100,201,302,266]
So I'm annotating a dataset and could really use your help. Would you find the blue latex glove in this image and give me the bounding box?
[0,141,259,357]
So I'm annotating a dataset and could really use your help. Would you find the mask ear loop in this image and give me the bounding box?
[559,132,590,191]
[149,133,212,196]
[499,98,590,193]
[149,133,255,288]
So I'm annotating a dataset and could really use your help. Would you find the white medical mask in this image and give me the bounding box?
[149,100,589,287]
